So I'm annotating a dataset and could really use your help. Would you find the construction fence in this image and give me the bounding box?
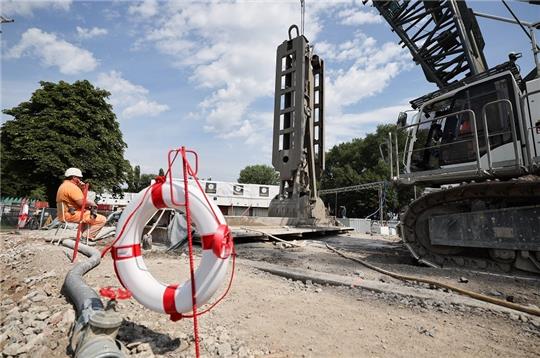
[338,218,399,236]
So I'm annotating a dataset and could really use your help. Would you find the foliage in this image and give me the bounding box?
[126,165,141,192]
[320,124,414,218]
[125,164,161,192]
[28,186,47,202]
[140,174,157,189]
[1,80,130,204]
[238,164,279,185]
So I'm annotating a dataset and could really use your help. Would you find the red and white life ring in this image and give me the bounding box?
[112,178,232,317]
[17,202,29,229]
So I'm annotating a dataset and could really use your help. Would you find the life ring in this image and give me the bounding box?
[17,203,29,229]
[112,178,233,318]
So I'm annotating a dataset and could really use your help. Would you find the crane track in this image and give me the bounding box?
[401,179,540,273]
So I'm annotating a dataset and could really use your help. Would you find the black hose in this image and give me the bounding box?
[61,239,104,316]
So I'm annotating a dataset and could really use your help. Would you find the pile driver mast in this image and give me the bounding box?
[269,25,329,223]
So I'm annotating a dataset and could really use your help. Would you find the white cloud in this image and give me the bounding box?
[317,32,412,117]
[0,0,71,17]
[121,100,169,119]
[128,0,159,18]
[6,28,98,74]
[337,8,382,25]
[76,26,108,39]
[133,1,411,148]
[326,104,411,147]
[96,70,169,119]
[135,1,322,140]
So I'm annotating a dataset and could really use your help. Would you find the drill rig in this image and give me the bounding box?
[268,25,331,225]
[371,0,540,273]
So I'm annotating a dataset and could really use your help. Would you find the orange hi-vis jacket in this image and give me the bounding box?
[56,180,84,222]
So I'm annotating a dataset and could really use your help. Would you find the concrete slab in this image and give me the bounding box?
[226,215,353,239]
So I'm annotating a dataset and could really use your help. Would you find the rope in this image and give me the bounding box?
[101,184,154,258]
[325,243,540,317]
[101,147,236,358]
[181,147,201,358]
[72,184,89,263]
[180,248,237,318]
[300,0,305,35]
[184,160,222,225]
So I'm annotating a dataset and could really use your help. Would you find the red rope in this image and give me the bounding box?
[101,184,154,258]
[72,184,89,263]
[102,147,236,358]
[186,164,222,225]
[181,247,236,318]
[168,149,186,206]
[181,147,201,358]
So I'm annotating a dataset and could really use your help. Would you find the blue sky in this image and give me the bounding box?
[1,0,538,181]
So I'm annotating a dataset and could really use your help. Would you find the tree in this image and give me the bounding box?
[126,164,158,192]
[1,80,130,204]
[320,124,414,218]
[126,165,142,192]
[238,164,279,185]
[140,173,157,189]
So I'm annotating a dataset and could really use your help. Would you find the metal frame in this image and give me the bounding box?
[473,11,539,76]
[521,88,540,165]
[318,181,384,195]
[371,0,487,88]
[480,99,521,170]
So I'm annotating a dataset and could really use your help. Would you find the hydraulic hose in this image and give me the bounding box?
[61,239,104,315]
[326,243,540,317]
[60,239,124,358]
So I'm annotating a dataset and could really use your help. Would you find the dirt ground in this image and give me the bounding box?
[1,231,539,357]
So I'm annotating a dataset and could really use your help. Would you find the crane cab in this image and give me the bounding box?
[399,63,540,186]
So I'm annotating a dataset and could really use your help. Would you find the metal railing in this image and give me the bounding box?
[521,89,540,164]
[395,109,481,175]
[480,98,521,170]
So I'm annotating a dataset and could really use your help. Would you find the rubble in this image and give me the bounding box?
[1,232,539,357]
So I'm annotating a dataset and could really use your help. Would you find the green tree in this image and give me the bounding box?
[126,165,142,192]
[320,124,414,218]
[1,80,130,204]
[125,165,158,192]
[139,173,157,189]
[238,164,279,185]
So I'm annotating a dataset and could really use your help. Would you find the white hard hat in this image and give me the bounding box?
[65,167,83,178]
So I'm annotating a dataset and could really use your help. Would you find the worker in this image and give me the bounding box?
[56,168,106,240]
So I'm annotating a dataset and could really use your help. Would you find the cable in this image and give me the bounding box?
[300,0,305,35]
[325,243,540,317]
[501,0,534,43]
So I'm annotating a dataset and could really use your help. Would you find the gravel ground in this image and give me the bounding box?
[1,231,539,357]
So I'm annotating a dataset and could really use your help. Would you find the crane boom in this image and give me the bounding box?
[371,0,488,88]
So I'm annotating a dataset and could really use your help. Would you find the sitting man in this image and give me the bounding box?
[56,167,106,240]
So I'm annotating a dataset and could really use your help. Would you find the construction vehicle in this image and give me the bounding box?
[370,0,540,273]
